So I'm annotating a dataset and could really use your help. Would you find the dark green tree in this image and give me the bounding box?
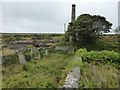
[65,14,112,45]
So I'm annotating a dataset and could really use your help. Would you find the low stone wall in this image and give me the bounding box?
[55,46,70,50]
[55,46,74,53]
[63,67,80,88]
[17,47,46,64]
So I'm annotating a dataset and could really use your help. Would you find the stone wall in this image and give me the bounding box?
[63,67,80,88]
[18,50,26,64]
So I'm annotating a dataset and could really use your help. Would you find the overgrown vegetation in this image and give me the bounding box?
[65,14,112,44]
[1,31,119,88]
[76,49,119,64]
[2,53,73,88]
[2,48,19,66]
[73,49,119,88]
[79,64,119,88]
[2,47,119,88]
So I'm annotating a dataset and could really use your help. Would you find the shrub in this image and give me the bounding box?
[76,48,87,56]
[49,48,69,55]
[2,44,8,49]
[2,53,19,66]
[23,48,31,54]
[75,39,119,52]
[23,48,41,62]
[2,69,7,74]
[26,45,34,48]
[39,47,45,57]
[31,50,39,58]
[76,49,119,64]
[56,41,72,46]
[22,64,30,71]
[24,53,31,62]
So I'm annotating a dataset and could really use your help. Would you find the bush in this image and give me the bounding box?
[2,53,19,66]
[26,45,34,48]
[2,44,8,49]
[49,49,68,54]
[76,48,87,56]
[76,49,119,64]
[24,53,31,62]
[23,48,41,62]
[22,64,30,71]
[74,39,119,52]
[39,47,45,57]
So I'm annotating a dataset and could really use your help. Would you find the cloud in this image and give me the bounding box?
[2,2,70,33]
[1,1,118,33]
[1,0,120,2]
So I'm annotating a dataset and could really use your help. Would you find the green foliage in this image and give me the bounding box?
[76,48,87,55]
[3,35,19,44]
[23,47,42,62]
[2,53,19,66]
[2,69,7,74]
[22,64,30,71]
[2,47,119,88]
[55,41,72,47]
[24,53,32,62]
[67,59,83,69]
[31,50,39,58]
[1,44,8,49]
[65,14,112,45]
[74,38,119,52]
[76,49,119,64]
[26,45,34,48]
[94,39,119,51]
[2,53,73,88]
[2,32,119,89]
[23,48,32,62]
[49,48,68,55]
[39,47,45,57]
[79,65,119,88]
[49,46,67,55]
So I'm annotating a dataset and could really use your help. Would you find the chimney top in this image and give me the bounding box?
[72,4,76,7]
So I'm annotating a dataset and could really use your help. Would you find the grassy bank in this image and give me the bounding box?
[1,34,119,88]
[2,49,119,88]
[2,53,73,88]
[80,64,119,88]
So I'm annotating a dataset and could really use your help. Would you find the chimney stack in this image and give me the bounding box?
[71,4,76,22]
[118,1,120,27]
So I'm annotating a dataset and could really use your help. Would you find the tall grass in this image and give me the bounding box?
[79,64,119,88]
[2,53,73,88]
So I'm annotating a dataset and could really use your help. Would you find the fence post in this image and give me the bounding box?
[45,48,48,55]
[70,36,72,42]
[38,49,41,59]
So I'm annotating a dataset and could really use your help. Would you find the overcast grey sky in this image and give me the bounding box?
[0,0,119,33]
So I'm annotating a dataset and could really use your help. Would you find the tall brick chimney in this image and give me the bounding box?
[71,4,76,21]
